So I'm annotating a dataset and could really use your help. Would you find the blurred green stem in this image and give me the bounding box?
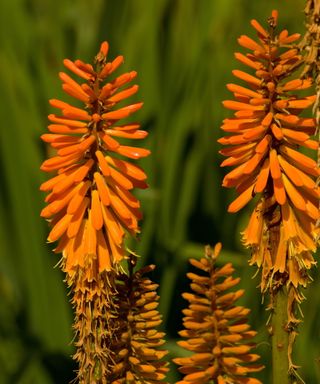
[271,288,290,384]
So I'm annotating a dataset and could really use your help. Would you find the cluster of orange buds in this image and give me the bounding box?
[109,264,168,383]
[40,42,149,275]
[219,10,319,290]
[174,244,264,384]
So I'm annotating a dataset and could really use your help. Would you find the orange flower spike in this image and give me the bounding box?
[40,41,149,273]
[109,263,168,382]
[50,41,149,382]
[219,11,315,213]
[219,11,319,291]
[174,245,264,383]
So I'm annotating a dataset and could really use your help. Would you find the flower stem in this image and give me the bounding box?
[271,287,290,384]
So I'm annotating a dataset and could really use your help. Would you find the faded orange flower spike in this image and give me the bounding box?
[174,244,264,384]
[40,41,149,274]
[219,11,319,291]
[109,263,168,383]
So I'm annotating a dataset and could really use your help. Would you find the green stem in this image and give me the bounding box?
[271,287,290,384]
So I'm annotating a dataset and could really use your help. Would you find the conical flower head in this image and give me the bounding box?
[40,42,149,274]
[219,10,319,290]
[174,244,264,384]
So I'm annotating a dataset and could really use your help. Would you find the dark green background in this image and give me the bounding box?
[0,0,319,383]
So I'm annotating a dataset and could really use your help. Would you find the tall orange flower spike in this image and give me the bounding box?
[40,41,149,274]
[174,244,264,384]
[219,10,319,292]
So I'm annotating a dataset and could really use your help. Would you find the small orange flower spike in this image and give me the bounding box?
[174,244,264,384]
[109,264,168,383]
[219,11,319,291]
[40,42,149,275]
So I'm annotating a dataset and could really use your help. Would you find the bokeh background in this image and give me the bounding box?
[0,0,319,383]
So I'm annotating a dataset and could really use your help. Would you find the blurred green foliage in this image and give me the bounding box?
[0,0,319,383]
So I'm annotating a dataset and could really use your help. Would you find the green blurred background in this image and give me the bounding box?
[0,0,319,383]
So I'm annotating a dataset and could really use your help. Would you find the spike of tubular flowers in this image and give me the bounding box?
[108,259,168,383]
[40,42,149,383]
[40,41,149,274]
[174,244,264,384]
[219,10,319,295]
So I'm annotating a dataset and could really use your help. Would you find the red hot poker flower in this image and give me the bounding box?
[219,10,319,291]
[40,42,149,275]
[174,244,264,384]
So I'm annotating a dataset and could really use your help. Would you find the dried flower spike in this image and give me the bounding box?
[109,262,168,383]
[174,244,264,384]
[71,269,117,383]
[219,10,319,291]
[40,41,149,275]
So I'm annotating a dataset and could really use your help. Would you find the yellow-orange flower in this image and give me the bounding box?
[219,10,319,290]
[40,42,149,274]
[174,244,264,384]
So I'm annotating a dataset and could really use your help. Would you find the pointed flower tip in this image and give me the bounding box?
[100,41,109,56]
[214,242,222,257]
